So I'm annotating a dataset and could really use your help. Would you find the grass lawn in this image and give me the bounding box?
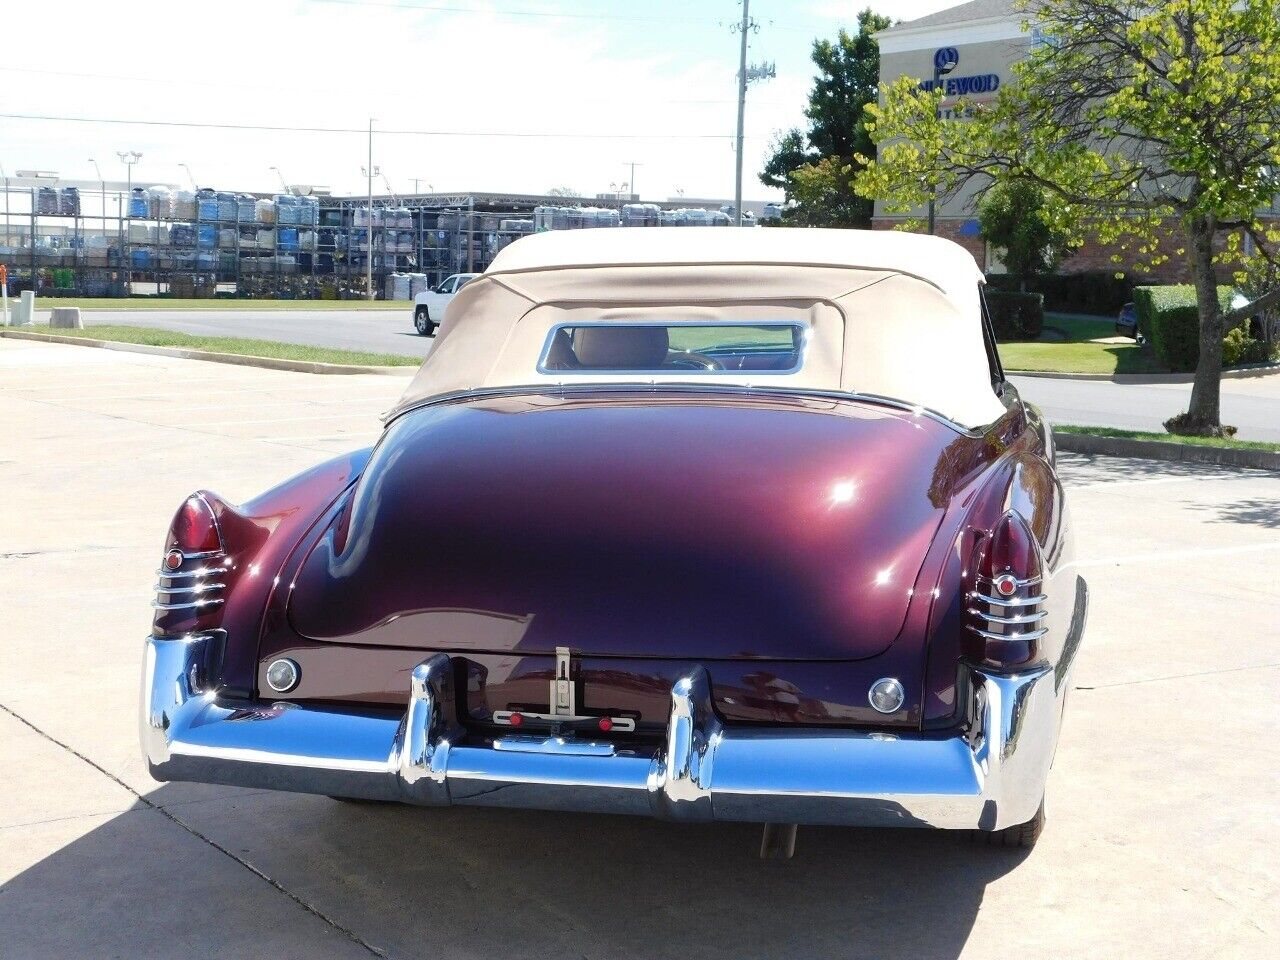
[32,297,410,311]
[1057,425,1280,453]
[999,312,1169,374]
[14,324,419,367]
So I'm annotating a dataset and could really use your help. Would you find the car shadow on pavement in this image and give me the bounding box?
[1,785,1029,960]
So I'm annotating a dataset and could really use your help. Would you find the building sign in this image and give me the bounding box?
[919,46,1001,102]
[921,73,1000,96]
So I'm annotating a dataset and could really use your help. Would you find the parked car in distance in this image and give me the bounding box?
[413,272,478,335]
[142,228,1087,860]
[1116,301,1139,339]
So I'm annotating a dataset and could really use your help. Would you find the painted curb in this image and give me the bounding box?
[0,329,415,377]
[1009,363,1280,382]
[1056,432,1280,471]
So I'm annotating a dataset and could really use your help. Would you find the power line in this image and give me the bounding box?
[0,111,756,139]
[0,65,792,107]
[303,0,840,30]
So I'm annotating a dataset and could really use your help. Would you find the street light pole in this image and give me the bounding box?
[179,162,197,191]
[622,161,642,200]
[88,158,105,218]
[117,151,142,296]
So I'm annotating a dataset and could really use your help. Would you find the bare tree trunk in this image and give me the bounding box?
[1184,215,1225,433]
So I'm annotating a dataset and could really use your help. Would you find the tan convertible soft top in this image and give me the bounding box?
[392,227,1004,428]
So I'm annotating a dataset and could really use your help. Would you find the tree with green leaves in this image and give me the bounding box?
[978,180,1073,289]
[760,8,891,227]
[854,0,1280,436]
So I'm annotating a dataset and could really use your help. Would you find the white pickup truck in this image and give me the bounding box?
[413,273,479,336]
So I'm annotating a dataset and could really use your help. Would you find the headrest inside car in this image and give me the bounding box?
[572,326,670,369]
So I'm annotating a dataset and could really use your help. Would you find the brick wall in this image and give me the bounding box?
[876,215,1280,284]
[872,217,988,270]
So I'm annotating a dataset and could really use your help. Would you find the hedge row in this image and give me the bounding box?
[985,271,1134,316]
[1132,285,1241,372]
[985,290,1045,341]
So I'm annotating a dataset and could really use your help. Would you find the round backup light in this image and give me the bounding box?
[164,549,184,571]
[993,573,1019,597]
[265,658,300,693]
[868,677,905,715]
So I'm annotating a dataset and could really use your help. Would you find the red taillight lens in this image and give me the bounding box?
[966,512,1047,671]
[171,495,222,555]
[985,510,1042,585]
[170,496,222,555]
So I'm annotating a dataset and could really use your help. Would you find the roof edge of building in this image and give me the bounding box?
[875,14,1027,55]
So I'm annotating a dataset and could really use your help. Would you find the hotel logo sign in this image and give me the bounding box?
[922,46,1001,98]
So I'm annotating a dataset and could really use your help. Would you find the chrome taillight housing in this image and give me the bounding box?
[153,494,230,633]
[966,511,1047,670]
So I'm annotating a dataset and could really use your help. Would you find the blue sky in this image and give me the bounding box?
[0,1,957,202]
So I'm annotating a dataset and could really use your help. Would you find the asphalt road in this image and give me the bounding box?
[36,306,1280,441]
[54,306,432,359]
[1010,373,1280,443]
[2,339,1277,959]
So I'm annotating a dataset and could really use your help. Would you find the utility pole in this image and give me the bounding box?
[365,118,377,301]
[732,2,774,226]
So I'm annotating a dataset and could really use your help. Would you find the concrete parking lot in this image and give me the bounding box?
[1,339,1277,959]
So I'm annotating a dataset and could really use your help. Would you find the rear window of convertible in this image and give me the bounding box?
[538,322,807,374]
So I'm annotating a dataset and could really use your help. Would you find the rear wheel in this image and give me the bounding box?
[414,307,434,336]
[973,799,1045,849]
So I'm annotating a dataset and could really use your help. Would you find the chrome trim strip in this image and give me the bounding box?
[968,608,1048,626]
[968,625,1049,642]
[142,643,1062,831]
[971,591,1048,608]
[151,598,226,612]
[156,566,230,580]
[154,582,225,596]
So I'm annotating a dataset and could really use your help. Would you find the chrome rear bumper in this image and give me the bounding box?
[142,636,1064,830]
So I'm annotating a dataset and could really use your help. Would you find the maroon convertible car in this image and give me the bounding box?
[142,228,1086,858]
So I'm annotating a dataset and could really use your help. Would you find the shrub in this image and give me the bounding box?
[985,271,1133,315]
[1221,326,1275,367]
[1133,285,1238,372]
[985,290,1045,340]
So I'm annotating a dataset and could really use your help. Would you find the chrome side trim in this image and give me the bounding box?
[154,582,225,596]
[156,566,231,580]
[966,608,1048,626]
[968,625,1049,642]
[151,598,226,611]
[971,591,1048,608]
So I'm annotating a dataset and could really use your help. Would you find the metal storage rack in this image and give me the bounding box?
[0,183,742,300]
